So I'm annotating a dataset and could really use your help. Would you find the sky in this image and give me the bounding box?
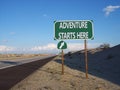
[0,0,120,54]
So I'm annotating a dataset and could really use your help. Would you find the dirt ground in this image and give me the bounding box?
[10,56,120,90]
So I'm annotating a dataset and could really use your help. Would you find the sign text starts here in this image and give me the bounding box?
[54,20,93,40]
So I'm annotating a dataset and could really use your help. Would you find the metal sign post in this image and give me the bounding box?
[61,49,64,75]
[57,41,67,75]
[84,39,88,79]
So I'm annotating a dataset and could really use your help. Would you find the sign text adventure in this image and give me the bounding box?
[54,20,93,40]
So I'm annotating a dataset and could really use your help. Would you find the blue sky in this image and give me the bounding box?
[0,0,120,53]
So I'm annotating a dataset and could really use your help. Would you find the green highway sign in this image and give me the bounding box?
[57,41,67,49]
[54,20,94,40]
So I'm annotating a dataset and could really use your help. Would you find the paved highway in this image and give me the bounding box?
[0,55,56,90]
[0,55,55,69]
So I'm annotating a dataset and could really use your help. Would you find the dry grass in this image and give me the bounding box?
[0,54,49,60]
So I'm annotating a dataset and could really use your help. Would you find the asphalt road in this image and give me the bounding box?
[0,55,56,90]
[0,55,54,69]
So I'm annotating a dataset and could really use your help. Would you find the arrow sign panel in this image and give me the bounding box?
[57,41,67,49]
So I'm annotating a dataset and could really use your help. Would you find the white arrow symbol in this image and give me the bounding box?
[59,42,65,49]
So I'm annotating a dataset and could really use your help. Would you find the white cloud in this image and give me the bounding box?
[31,43,100,53]
[0,45,15,52]
[103,5,120,16]
[0,43,100,54]
[67,43,84,51]
[2,40,8,43]
[31,43,57,54]
[10,32,16,35]
[31,43,57,51]
[67,43,100,51]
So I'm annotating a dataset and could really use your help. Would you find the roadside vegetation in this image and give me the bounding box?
[0,54,48,60]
